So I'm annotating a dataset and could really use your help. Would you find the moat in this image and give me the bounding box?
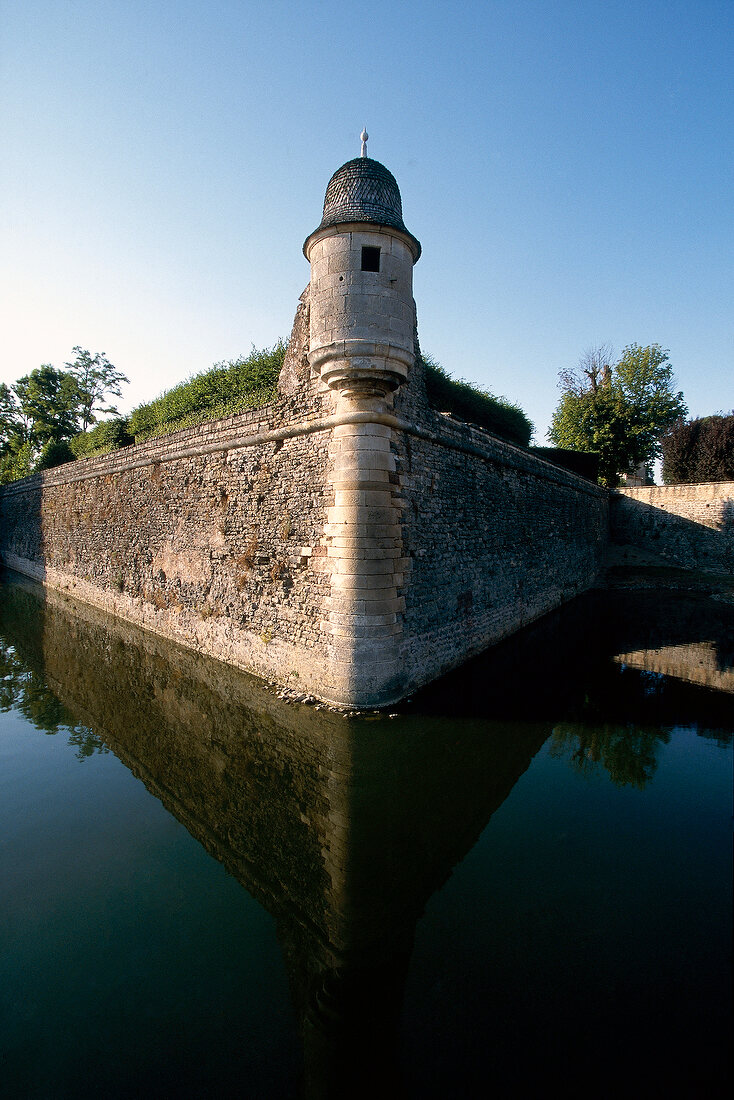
[0,573,731,1097]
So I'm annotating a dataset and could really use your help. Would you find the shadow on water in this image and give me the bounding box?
[409,584,734,719]
[0,572,732,1096]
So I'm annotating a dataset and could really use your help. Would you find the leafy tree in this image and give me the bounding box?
[548,344,687,487]
[0,383,23,451]
[13,365,81,447]
[65,347,129,432]
[614,344,688,462]
[0,440,34,485]
[0,347,127,482]
[36,439,75,471]
[661,412,734,484]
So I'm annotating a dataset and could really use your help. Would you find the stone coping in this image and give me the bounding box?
[0,409,607,500]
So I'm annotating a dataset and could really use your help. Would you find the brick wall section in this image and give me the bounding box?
[612,483,734,573]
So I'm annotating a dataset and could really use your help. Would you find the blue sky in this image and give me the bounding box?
[2,0,732,444]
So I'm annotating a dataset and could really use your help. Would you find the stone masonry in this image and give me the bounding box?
[0,150,611,707]
[612,482,734,574]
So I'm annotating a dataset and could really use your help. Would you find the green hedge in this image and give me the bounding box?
[45,343,531,465]
[70,418,134,459]
[530,446,600,482]
[422,356,532,446]
[127,342,285,442]
[661,413,734,484]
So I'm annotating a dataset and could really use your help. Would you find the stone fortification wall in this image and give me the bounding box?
[612,483,734,574]
[0,284,610,707]
[0,360,610,707]
[0,385,340,696]
[391,403,609,697]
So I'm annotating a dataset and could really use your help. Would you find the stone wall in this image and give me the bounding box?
[611,483,734,574]
[392,406,609,697]
[0,314,610,707]
[0,387,339,697]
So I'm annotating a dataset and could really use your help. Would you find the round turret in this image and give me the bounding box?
[305,157,421,261]
[303,148,421,398]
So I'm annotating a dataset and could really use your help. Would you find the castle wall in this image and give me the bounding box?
[0,382,611,707]
[0,409,610,707]
[0,390,339,697]
[392,410,609,697]
[611,482,734,574]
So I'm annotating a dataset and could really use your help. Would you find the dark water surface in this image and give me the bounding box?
[0,574,731,1098]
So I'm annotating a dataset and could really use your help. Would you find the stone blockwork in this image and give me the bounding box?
[612,483,734,574]
[0,301,614,708]
[0,369,609,707]
[391,395,609,699]
[0,146,614,708]
[0,383,342,698]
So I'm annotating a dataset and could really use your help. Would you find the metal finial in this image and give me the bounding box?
[360,128,368,157]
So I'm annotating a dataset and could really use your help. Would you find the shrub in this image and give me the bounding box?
[0,441,34,484]
[35,439,75,471]
[422,355,532,446]
[661,412,734,483]
[70,417,134,459]
[530,447,600,482]
[128,342,286,442]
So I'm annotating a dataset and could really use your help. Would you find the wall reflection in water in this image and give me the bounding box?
[0,575,731,1096]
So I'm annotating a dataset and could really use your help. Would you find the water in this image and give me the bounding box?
[0,575,731,1097]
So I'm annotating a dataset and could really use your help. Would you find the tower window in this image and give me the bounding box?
[361,246,381,272]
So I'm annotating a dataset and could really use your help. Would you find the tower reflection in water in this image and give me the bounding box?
[1,575,731,1097]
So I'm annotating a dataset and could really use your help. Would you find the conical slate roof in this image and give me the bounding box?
[306,157,421,259]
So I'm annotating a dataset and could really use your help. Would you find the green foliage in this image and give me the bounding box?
[0,347,130,483]
[35,439,75,471]
[550,385,638,487]
[549,344,687,487]
[661,412,734,484]
[422,355,532,446]
[0,440,34,485]
[70,417,134,459]
[65,347,129,432]
[0,383,23,448]
[530,447,600,481]
[13,365,81,446]
[128,341,286,442]
[614,344,688,460]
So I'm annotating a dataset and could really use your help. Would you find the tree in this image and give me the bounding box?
[548,344,687,487]
[65,347,128,432]
[0,440,34,485]
[0,346,128,484]
[661,412,734,483]
[0,383,23,453]
[12,365,81,448]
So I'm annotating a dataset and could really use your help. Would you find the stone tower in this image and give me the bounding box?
[303,150,421,398]
[304,144,421,706]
